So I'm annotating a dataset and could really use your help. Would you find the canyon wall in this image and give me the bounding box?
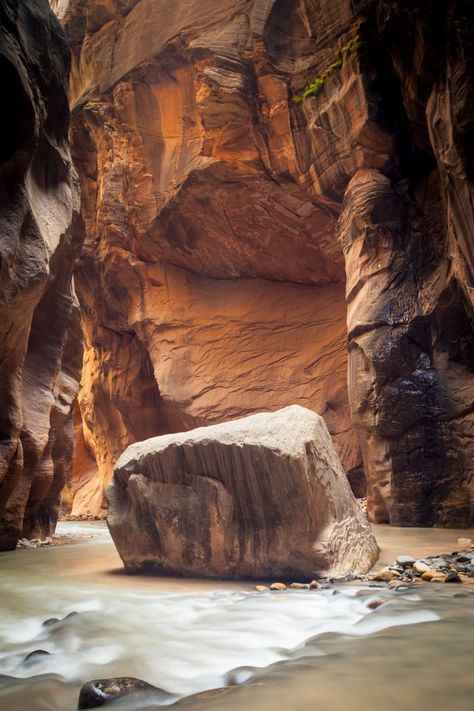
[0,0,82,549]
[62,0,473,526]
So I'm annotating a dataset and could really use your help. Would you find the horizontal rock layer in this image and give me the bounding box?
[108,405,379,578]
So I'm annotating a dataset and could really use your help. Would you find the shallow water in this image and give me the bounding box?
[0,523,473,711]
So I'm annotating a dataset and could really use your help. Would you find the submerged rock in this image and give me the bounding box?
[22,650,50,665]
[77,677,172,709]
[108,406,379,579]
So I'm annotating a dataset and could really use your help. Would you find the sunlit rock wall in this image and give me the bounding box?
[0,0,82,549]
[63,0,473,526]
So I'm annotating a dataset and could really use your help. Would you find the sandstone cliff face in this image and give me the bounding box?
[0,0,82,549]
[63,0,473,526]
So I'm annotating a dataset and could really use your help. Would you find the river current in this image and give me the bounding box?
[0,522,473,711]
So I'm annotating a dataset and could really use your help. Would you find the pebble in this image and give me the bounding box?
[429,574,447,583]
[444,570,462,583]
[309,580,319,589]
[289,582,307,589]
[372,567,399,582]
[367,599,385,609]
[413,561,430,574]
[17,537,52,549]
[395,555,416,567]
[269,582,287,591]
[255,585,269,592]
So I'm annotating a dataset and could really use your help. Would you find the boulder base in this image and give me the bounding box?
[107,406,379,579]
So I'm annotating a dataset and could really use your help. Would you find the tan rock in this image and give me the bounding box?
[421,571,436,582]
[255,586,269,592]
[372,568,399,582]
[107,406,379,579]
[429,575,447,583]
[289,583,307,590]
[309,580,320,590]
[413,561,431,575]
[269,583,287,591]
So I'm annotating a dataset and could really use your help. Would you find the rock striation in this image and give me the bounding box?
[0,0,82,549]
[108,406,379,579]
[59,0,473,526]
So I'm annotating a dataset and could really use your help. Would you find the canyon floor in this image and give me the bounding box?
[0,523,473,711]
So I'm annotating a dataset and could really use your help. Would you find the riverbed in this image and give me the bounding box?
[0,522,473,710]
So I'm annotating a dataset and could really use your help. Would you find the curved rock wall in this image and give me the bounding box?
[0,0,82,549]
[62,0,473,525]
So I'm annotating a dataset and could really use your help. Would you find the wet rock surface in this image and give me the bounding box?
[0,0,83,550]
[78,677,173,709]
[108,406,378,579]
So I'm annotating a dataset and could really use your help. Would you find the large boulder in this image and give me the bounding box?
[107,406,379,579]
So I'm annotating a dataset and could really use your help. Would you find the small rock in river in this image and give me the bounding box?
[78,677,172,709]
[17,538,35,549]
[269,582,287,591]
[289,582,307,589]
[395,556,416,567]
[255,585,269,592]
[413,561,430,574]
[444,570,462,583]
[429,574,447,583]
[367,599,385,610]
[372,567,399,582]
[224,666,255,686]
[309,579,319,589]
[421,571,435,581]
[42,618,60,628]
[23,650,50,665]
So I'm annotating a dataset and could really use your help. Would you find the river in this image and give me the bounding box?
[0,522,473,710]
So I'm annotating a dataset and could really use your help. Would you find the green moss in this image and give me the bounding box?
[293,34,362,103]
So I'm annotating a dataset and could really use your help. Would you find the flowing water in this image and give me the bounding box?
[0,522,473,711]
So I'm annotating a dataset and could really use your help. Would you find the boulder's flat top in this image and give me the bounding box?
[116,405,322,467]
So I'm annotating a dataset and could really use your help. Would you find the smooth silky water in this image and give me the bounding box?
[0,523,473,711]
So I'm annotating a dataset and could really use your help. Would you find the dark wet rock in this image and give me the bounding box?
[367,599,385,610]
[445,571,462,583]
[23,650,50,665]
[78,677,173,709]
[42,618,60,628]
[456,553,474,563]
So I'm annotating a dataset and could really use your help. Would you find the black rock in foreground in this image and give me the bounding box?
[78,677,173,709]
